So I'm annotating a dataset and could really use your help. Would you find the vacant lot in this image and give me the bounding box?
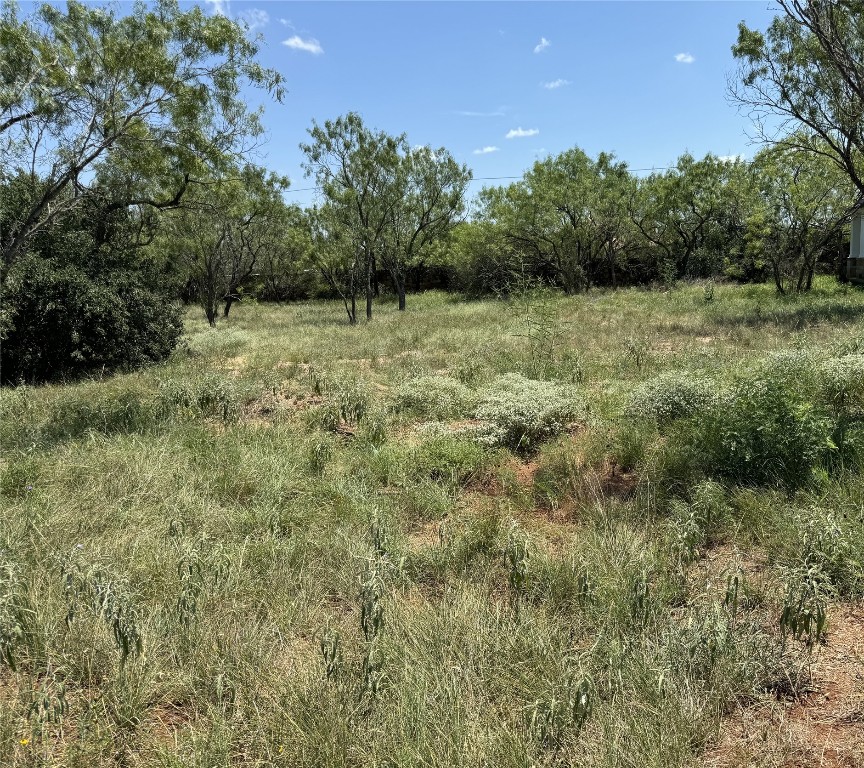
[2,280,864,767]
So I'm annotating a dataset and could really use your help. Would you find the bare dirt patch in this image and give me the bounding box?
[598,460,639,499]
[242,391,324,423]
[512,460,540,488]
[405,519,445,553]
[704,602,864,768]
[693,544,773,601]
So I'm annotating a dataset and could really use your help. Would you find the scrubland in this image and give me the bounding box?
[2,280,864,767]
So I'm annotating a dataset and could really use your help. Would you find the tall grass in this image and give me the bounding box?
[1,278,864,765]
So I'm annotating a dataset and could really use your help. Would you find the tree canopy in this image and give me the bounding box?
[0,0,284,281]
[732,0,864,205]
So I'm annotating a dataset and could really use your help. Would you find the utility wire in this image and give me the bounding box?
[283,166,679,194]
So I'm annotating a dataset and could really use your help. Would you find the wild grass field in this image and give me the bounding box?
[2,279,864,767]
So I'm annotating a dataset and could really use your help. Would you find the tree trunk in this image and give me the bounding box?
[366,253,374,321]
[397,275,406,311]
[771,258,787,295]
[609,245,617,289]
[223,294,235,317]
[343,294,357,325]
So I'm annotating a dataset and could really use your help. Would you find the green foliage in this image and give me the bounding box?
[393,375,474,420]
[733,3,864,200]
[4,285,864,765]
[779,565,830,649]
[666,482,733,565]
[332,377,371,425]
[61,550,144,668]
[676,373,834,488]
[1,0,284,268]
[412,436,487,487]
[473,373,582,453]
[819,354,864,411]
[43,387,157,442]
[0,235,182,384]
[797,506,862,596]
[0,559,32,671]
[525,675,593,749]
[625,371,718,424]
[158,375,240,422]
[504,522,530,604]
[301,112,470,319]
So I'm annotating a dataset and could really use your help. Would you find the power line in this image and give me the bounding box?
[284,166,680,194]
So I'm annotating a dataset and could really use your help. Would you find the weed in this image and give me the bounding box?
[624,336,650,370]
[473,373,583,453]
[625,371,718,424]
[393,376,474,420]
[61,550,144,669]
[504,522,530,606]
[0,559,31,671]
[319,620,343,681]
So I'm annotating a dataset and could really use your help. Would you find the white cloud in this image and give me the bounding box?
[534,37,551,54]
[283,35,324,55]
[205,0,229,16]
[542,79,570,90]
[675,52,695,64]
[506,127,539,139]
[239,8,269,31]
[279,18,291,27]
[473,146,500,155]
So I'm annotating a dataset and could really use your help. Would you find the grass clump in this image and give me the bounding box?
[158,374,242,421]
[818,353,864,411]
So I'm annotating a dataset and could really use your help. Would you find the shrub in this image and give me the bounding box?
[1,255,182,384]
[625,372,718,424]
[393,376,474,420]
[797,507,862,596]
[473,374,582,453]
[411,435,487,486]
[158,375,240,421]
[818,354,864,412]
[756,350,819,390]
[0,181,183,384]
[668,373,834,488]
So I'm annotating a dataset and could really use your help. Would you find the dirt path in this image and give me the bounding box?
[705,602,864,768]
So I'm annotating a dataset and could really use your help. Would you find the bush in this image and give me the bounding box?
[818,354,864,411]
[1,255,182,384]
[625,372,718,424]
[797,507,862,596]
[473,374,582,453]
[393,376,474,420]
[666,373,834,488]
[0,184,182,384]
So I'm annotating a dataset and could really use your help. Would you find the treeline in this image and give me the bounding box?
[2,0,864,384]
[234,135,855,310]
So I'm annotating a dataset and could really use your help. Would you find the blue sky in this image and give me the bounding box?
[211,1,780,208]
[51,1,785,207]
